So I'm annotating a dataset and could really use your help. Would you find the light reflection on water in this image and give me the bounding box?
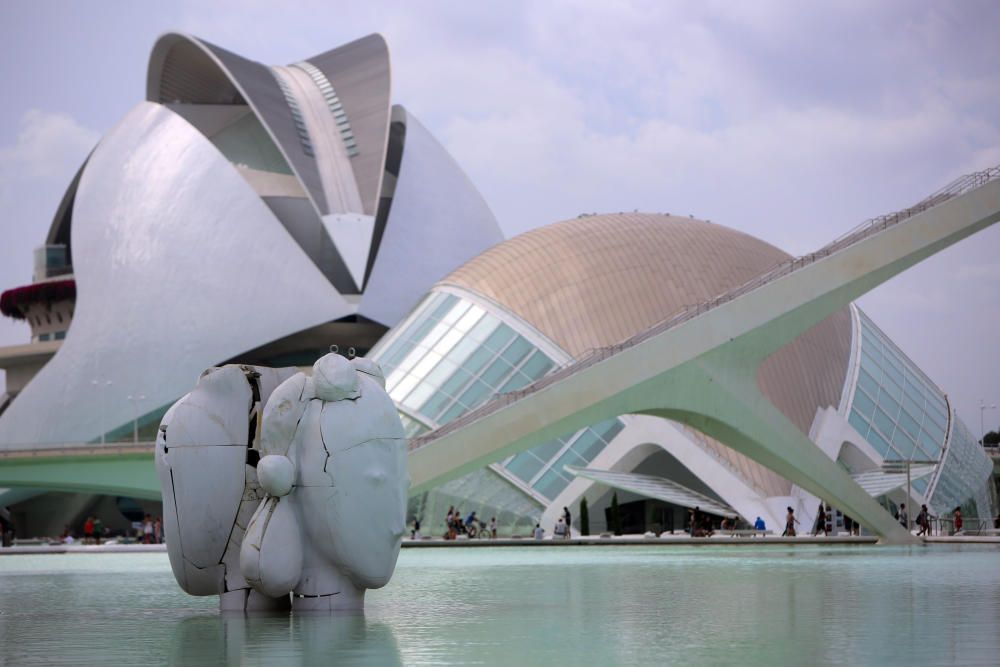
[0,545,998,666]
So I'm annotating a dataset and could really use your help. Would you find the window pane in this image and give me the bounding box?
[857,368,880,398]
[501,336,533,366]
[505,451,546,483]
[849,409,870,438]
[533,469,571,500]
[852,389,876,418]
[873,407,895,440]
[519,351,555,380]
[878,390,900,420]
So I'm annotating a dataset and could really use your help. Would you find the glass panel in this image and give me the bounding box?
[501,336,533,366]
[918,428,942,455]
[505,451,547,483]
[878,390,900,420]
[901,391,924,424]
[912,477,928,494]
[480,357,516,389]
[423,357,460,391]
[898,408,921,439]
[421,390,457,422]
[519,351,555,380]
[457,379,491,410]
[866,427,891,457]
[466,313,500,345]
[533,469,571,500]
[460,346,494,377]
[439,299,470,327]
[498,372,531,393]
[453,304,484,333]
[481,325,515,354]
[438,401,469,425]
[529,438,568,465]
[400,382,436,411]
[429,293,458,321]
[891,428,917,459]
[848,409,870,438]
[873,407,895,441]
[595,419,624,443]
[881,375,903,402]
[570,430,605,463]
[857,368,880,399]
[852,390,876,419]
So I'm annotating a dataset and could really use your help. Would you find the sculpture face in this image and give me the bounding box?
[290,357,409,591]
[162,353,409,611]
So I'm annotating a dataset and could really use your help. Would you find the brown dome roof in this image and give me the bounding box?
[439,213,853,497]
[441,213,792,356]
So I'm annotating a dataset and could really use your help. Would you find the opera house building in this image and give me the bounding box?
[0,33,995,540]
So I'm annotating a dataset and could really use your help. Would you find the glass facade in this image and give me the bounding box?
[847,311,949,495]
[847,310,994,516]
[369,290,627,526]
[929,416,995,518]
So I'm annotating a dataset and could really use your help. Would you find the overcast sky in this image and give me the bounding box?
[1,1,998,435]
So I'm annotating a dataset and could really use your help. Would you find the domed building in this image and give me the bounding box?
[0,33,993,539]
[369,213,994,535]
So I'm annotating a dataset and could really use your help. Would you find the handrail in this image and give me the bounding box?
[410,165,1000,452]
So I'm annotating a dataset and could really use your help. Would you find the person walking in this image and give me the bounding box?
[93,517,103,545]
[916,505,930,537]
[782,507,799,537]
[953,507,963,535]
[814,504,828,536]
[411,517,421,540]
[489,516,497,539]
[563,506,572,537]
[896,503,908,531]
[83,516,95,544]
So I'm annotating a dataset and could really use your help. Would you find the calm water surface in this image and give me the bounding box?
[0,544,997,666]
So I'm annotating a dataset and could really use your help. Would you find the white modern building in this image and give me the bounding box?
[369,213,996,536]
[0,33,995,539]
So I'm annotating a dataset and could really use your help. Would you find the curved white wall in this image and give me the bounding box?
[359,109,504,327]
[0,102,352,447]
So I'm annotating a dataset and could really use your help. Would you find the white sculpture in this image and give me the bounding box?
[155,353,409,611]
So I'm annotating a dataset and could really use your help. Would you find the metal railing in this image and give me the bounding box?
[410,165,1000,452]
[930,516,999,536]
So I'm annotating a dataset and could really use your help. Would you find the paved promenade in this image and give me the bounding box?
[2,533,997,555]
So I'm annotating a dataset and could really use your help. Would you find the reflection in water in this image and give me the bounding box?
[169,613,402,666]
[1,547,999,665]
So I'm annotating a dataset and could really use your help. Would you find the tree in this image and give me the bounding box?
[983,430,1000,446]
[579,497,590,536]
[610,492,623,536]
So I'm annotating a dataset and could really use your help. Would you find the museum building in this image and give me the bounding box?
[0,33,994,537]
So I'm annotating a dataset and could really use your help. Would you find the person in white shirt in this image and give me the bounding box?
[533,523,545,540]
[554,517,568,539]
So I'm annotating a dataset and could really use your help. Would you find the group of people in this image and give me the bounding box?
[438,506,497,540]
[688,506,715,537]
[60,513,164,544]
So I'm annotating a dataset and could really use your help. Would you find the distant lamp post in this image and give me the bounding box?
[981,400,997,445]
[127,394,146,445]
[91,379,112,445]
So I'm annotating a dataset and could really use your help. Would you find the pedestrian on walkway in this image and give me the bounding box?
[916,505,931,536]
[896,503,908,530]
[814,504,828,536]
[782,507,799,537]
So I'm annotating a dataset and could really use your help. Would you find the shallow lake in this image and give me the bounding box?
[0,544,997,665]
